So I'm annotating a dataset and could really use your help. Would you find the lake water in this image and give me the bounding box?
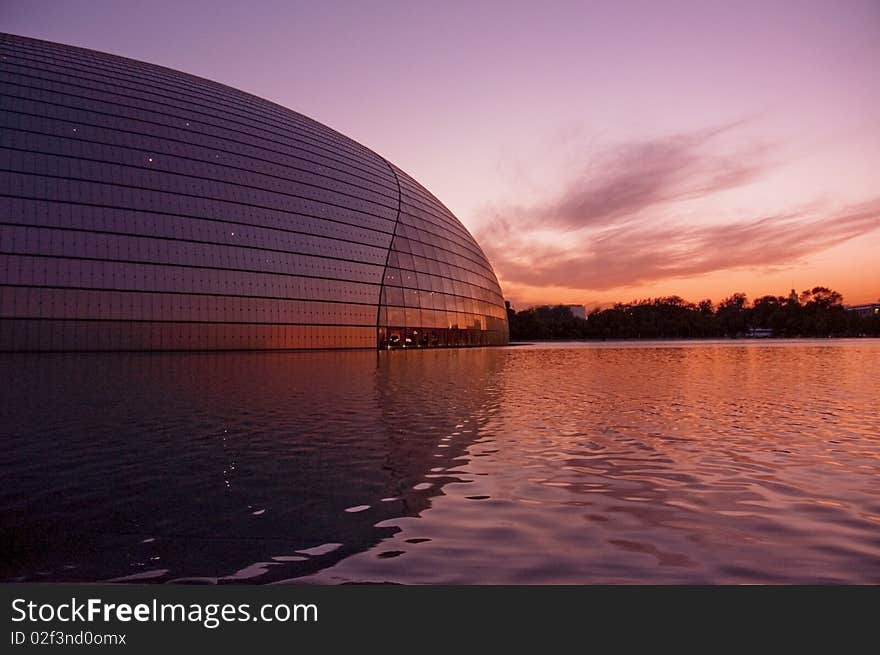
[2,340,879,584]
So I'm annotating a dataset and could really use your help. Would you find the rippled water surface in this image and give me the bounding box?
[2,340,879,583]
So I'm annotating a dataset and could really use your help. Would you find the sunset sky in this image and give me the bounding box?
[4,0,878,308]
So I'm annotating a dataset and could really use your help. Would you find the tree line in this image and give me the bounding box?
[506,287,880,340]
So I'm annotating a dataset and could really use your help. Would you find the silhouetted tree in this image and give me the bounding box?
[716,293,749,336]
[505,285,875,340]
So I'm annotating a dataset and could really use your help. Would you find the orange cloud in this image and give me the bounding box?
[479,125,880,303]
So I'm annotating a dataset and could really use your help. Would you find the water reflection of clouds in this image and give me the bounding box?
[298,342,880,584]
[4,343,877,583]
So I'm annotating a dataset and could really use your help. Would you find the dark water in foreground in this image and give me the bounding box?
[2,340,879,584]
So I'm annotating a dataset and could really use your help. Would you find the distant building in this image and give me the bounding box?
[847,304,880,317]
[566,304,587,320]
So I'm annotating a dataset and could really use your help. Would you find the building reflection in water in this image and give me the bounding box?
[0,349,504,583]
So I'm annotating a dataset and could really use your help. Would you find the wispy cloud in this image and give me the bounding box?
[479,125,880,295]
[496,121,767,232]
[486,200,880,291]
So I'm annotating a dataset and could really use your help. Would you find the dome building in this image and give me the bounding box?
[0,33,508,350]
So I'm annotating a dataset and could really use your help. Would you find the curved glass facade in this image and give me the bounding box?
[0,33,508,350]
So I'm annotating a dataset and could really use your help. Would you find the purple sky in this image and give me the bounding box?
[4,0,879,306]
